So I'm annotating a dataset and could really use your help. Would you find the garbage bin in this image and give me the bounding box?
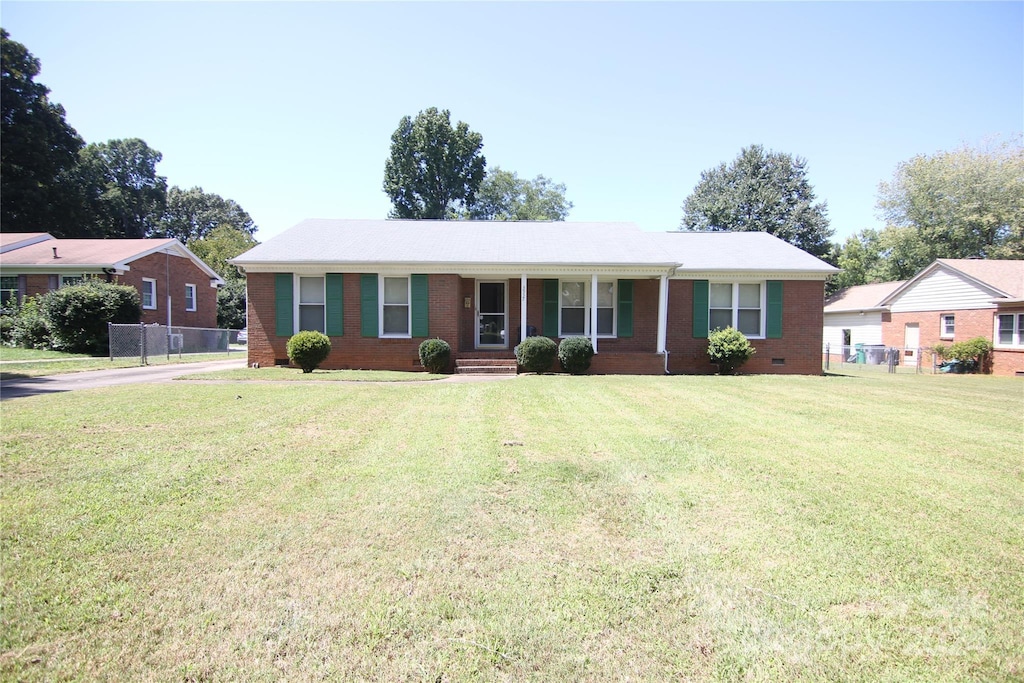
[865,345,886,365]
[855,343,865,364]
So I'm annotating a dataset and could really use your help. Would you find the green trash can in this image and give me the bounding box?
[855,343,865,364]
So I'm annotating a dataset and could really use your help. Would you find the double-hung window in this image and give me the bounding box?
[1,276,18,308]
[996,313,1024,348]
[712,282,761,337]
[381,276,410,337]
[709,282,763,337]
[142,278,157,310]
[941,314,955,339]
[184,284,197,312]
[298,276,325,333]
[559,280,615,337]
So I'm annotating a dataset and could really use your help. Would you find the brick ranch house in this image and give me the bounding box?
[231,219,837,375]
[824,259,1024,377]
[0,232,224,328]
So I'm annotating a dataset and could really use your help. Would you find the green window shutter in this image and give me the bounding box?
[543,279,559,337]
[411,274,429,337]
[325,274,344,337]
[360,274,378,337]
[275,273,293,337]
[692,280,709,339]
[617,279,634,338]
[767,280,783,338]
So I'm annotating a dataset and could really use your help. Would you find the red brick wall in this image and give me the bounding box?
[13,253,217,328]
[117,252,218,328]
[883,307,1024,376]
[247,273,461,370]
[665,279,825,375]
[247,272,828,375]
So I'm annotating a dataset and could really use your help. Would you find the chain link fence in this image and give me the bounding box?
[109,323,243,365]
[822,343,939,374]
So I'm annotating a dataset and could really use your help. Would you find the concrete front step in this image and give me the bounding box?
[454,358,518,375]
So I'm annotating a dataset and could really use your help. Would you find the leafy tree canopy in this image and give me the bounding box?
[1,28,85,233]
[158,186,257,242]
[681,145,832,258]
[465,167,572,221]
[187,224,258,283]
[78,138,168,238]
[382,107,486,219]
[876,138,1024,264]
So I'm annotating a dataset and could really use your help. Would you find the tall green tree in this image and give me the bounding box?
[79,138,168,238]
[187,224,258,329]
[158,186,256,242]
[681,145,833,257]
[1,28,85,233]
[466,167,573,221]
[876,139,1024,264]
[382,107,486,219]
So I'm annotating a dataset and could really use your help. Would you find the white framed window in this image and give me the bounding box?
[995,313,1024,348]
[940,314,955,339]
[559,280,616,337]
[184,284,197,312]
[1,276,18,308]
[141,278,157,310]
[61,274,83,287]
[381,276,410,337]
[297,276,325,333]
[709,282,763,337]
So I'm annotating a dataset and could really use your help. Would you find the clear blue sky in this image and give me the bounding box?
[2,1,1021,244]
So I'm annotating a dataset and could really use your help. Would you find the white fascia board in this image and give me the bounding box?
[235,261,679,278]
[0,264,121,274]
[823,305,890,314]
[123,240,225,286]
[672,270,833,281]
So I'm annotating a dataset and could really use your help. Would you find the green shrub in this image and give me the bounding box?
[558,336,594,375]
[0,313,16,345]
[515,336,557,373]
[931,343,950,361]
[40,280,141,354]
[286,330,332,373]
[418,338,451,373]
[707,326,755,374]
[10,297,51,349]
[946,336,993,372]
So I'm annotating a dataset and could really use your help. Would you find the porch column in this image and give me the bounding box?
[520,274,528,344]
[657,274,669,354]
[591,273,599,353]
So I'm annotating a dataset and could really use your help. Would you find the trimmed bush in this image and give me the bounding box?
[418,338,451,373]
[946,336,993,373]
[40,280,141,354]
[515,335,557,373]
[707,326,755,374]
[558,336,594,375]
[286,330,332,373]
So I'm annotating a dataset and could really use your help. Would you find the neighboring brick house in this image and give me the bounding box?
[0,232,224,328]
[823,280,905,365]
[823,259,1024,377]
[230,219,838,374]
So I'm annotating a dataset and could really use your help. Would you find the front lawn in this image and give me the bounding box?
[0,350,243,379]
[2,373,1021,680]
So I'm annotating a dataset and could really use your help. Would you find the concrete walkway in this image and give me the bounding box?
[0,359,519,400]
[0,358,248,401]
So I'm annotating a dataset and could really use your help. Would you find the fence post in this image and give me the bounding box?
[108,322,113,361]
[139,323,146,366]
[824,342,830,371]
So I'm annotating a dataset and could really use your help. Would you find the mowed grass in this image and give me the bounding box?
[1,372,1022,681]
[0,350,243,379]
[183,366,446,382]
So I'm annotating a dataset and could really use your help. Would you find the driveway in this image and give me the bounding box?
[0,358,247,401]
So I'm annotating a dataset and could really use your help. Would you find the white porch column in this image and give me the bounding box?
[520,274,528,344]
[591,273,599,354]
[657,274,669,354]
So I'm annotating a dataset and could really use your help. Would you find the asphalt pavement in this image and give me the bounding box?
[0,358,247,401]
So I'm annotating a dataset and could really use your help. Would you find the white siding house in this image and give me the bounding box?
[823,281,904,359]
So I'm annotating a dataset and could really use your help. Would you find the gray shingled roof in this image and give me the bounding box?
[232,219,838,273]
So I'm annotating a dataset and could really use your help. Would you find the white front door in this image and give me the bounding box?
[476,281,507,348]
[904,323,920,366]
